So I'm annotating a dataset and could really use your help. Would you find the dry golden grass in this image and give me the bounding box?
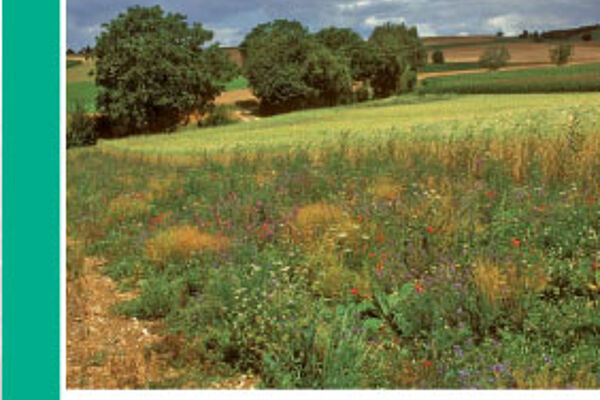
[146,174,184,199]
[372,177,403,201]
[472,260,547,309]
[107,193,152,221]
[292,203,346,240]
[146,225,230,265]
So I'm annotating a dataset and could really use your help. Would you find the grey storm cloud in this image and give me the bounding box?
[67,0,600,49]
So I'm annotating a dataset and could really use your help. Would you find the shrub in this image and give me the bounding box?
[431,49,445,64]
[478,45,511,71]
[581,33,592,41]
[94,5,236,136]
[550,43,573,66]
[67,103,97,148]
[199,105,237,127]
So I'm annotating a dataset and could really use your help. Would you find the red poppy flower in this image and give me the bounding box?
[414,283,425,294]
[206,221,211,227]
[368,252,375,259]
[487,190,495,199]
[427,226,435,234]
[587,197,597,205]
[511,238,521,247]
[592,261,599,271]
[148,225,154,231]
[357,215,364,223]
[350,288,359,295]
[424,361,432,368]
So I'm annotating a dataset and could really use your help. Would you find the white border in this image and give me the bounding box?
[60,0,67,396]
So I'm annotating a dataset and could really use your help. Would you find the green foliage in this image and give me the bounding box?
[94,5,236,136]
[366,22,427,98]
[422,63,600,94]
[315,27,370,80]
[198,105,237,127]
[550,43,574,66]
[431,49,445,64]
[67,103,97,148]
[478,45,511,71]
[241,19,353,112]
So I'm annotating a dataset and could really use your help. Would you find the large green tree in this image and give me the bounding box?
[366,23,427,98]
[315,27,370,80]
[95,5,236,135]
[241,20,353,112]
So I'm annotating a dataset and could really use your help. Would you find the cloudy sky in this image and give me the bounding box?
[68,0,600,50]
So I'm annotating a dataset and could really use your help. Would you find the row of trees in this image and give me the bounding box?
[241,20,426,112]
[89,6,426,136]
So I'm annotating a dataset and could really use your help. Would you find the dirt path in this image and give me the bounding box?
[67,246,261,389]
[215,89,257,106]
[67,255,179,389]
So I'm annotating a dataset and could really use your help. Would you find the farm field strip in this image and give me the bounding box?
[421,63,600,94]
[98,93,600,158]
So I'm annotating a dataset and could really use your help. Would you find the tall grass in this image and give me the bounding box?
[68,103,600,388]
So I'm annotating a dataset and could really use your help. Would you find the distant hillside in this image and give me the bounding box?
[541,24,600,40]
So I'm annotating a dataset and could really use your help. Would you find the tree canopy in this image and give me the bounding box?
[241,20,353,112]
[366,23,427,98]
[95,5,236,135]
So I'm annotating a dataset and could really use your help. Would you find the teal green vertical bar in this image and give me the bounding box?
[3,1,60,399]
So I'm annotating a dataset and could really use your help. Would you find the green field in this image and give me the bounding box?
[67,81,98,113]
[69,91,600,388]
[67,59,83,69]
[99,93,600,157]
[421,63,600,94]
[224,75,249,91]
[422,62,480,73]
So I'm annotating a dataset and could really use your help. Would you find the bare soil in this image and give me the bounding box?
[67,256,179,389]
[442,42,600,64]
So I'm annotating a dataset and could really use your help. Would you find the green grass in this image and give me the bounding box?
[67,81,98,113]
[223,76,249,91]
[421,63,600,94]
[67,60,83,69]
[422,62,480,73]
[66,60,95,83]
[98,93,600,157]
